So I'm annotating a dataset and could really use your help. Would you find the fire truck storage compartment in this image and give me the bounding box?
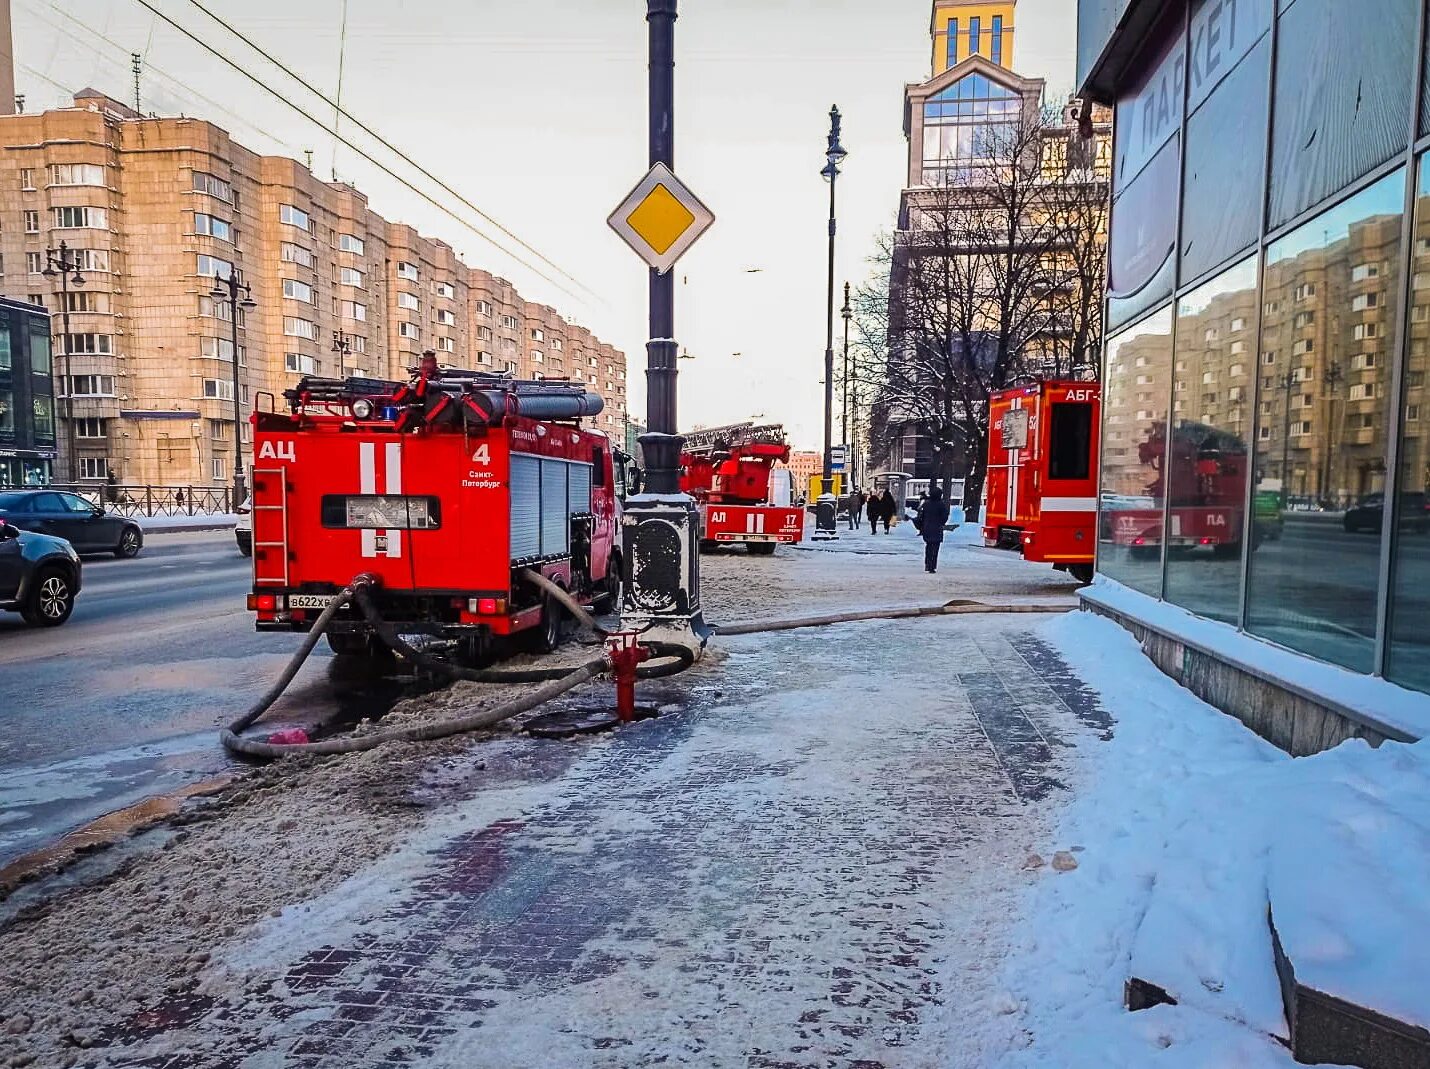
[509,453,592,561]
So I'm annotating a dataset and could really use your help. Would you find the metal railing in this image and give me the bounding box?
[46,483,236,517]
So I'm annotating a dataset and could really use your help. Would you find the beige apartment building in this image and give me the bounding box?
[0,90,627,488]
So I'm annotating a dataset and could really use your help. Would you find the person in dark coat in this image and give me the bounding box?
[846,490,864,531]
[878,489,897,532]
[916,486,952,573]
[865,490,881,534]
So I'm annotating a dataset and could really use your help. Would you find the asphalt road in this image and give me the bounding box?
[0,530,399,868]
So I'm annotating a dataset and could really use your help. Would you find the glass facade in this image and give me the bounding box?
[1095,0,1430,698]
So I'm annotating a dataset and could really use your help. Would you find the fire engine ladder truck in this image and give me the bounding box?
[680,422,805,553]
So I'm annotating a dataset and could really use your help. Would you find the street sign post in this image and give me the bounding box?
[830,445,848,473]
[608,162,714,275]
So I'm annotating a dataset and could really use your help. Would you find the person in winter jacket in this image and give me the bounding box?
[916,486,952,573]
[866,490,881,534]
[846,490,863,531]
[878,490,897,532]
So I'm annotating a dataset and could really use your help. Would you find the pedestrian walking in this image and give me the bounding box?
[174,487,185,508]
[846,490,863,531]
[879,489,897,533]
[866,490,881,534]
[916,486,952,573]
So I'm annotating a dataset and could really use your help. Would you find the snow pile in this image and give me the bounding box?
[995,611,1430,1067]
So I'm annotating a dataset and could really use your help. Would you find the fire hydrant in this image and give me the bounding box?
[605,631,652,723]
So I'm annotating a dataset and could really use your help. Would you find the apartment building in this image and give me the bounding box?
[0,90,627,487]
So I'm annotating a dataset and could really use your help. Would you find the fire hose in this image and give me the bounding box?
[221,572,693,760]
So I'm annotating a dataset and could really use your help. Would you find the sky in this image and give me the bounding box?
[12,0,1077,451]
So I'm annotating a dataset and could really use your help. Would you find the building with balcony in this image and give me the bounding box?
[0,90,627,488]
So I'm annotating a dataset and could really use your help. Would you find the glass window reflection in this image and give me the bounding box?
[1246,169,1405,672]
[1387,157,1430,693]
[1164,257,1260,625]
[1098,306,1174,596]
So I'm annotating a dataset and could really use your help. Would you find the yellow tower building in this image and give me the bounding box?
[931,0,1015,74]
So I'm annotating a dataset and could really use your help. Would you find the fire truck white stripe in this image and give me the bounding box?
[1040,496,1098,512]
[359,442,377,558]
[384,442,402,559]
[1007,397,1021,521]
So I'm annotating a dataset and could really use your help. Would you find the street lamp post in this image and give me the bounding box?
[815,105,847,540]
[1279,368,1297,508]
[42,241,85,482]
[210,269,256,508]
[332,330,352,378]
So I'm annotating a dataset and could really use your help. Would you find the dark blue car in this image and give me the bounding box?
[0,489,143,558]
[0,519,82,626]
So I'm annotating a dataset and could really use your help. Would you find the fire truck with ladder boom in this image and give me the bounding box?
[679,422,805,554]
[982,380,1100,584]
[245,363,622,663]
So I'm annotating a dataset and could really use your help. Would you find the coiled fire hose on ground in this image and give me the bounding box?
[220,571,694,760]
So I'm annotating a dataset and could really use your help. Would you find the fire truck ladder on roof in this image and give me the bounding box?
[252,467,291,587]
[680,422,787,455]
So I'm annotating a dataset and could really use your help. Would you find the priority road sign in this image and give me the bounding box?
[607,162,715,275]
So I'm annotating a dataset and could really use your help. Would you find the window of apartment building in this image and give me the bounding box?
[437,336,454,352]
[198,294,245,324]
[349,334,366,353]
[433,281,455,299]
[280,204,311,231]
[63,333,113,355]
[193,212,233,242]
[436,309,455,326]
[1351,262,1382,282]
[1230,317,1246,331]
[24,252,41,275]
[531,349,544,363]
[78,456,108,481]
[1352,352,1377,370]
[475,299,491,315]
[477,351,491,366]
[53,206,107,230]
[588,356,598,367]
[282,279,314,304]
[51,163,105,187]
[283,316,317,339]
[341,300,367,322]
[1229,340,1245,355]
[1294,282,1316,300]
[72,249,108,273]
[338,267,364,287]
[199,337,245,364]
[63,374,116,396]
[397,292,419,310]
[23,210,39,234]
[339,233,365,254]
[1293,311,1314,328]
[196,254,233,280]
[285,352,317,374]
[478,325,493,341]
[31,396,53,437]
[531,327,545,342]
[1352,292,1381,311]
[1353,322,1379,340]
[75,418,106,439]
[1408,404,1421,422]
[20,168,35,190]
[62,291,106,313]
[202,378,235,401]
[1292,338,1314,355]
[398,322,419,339]
[280,242,314,268]
[501,314,519,330]
[396,261,418,281]
[552,338,563,351]
[192,171,233,202]
[212,457,226,482]
[27,295,44,310]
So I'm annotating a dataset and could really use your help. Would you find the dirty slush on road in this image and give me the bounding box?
[0,540,1084,1068]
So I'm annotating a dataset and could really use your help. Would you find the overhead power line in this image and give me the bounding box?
[121,0,592,304]
[179,0,596,301]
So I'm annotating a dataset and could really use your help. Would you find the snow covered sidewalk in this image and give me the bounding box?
[80,611,1111,1069]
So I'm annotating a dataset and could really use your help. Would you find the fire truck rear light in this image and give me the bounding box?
[248,593,279,611]
[466,597,502,615]
[1200,537,1214,545]
[1132,537,1146,546]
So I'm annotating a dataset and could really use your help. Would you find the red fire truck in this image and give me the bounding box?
[246,369,622,661]
[1103,421,1249,559]
[679,422,805,554]
[983,380,1100,583]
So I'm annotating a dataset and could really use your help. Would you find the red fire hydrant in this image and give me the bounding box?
[605,631,652,723]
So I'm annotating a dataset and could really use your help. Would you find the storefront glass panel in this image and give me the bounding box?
[1164,256,1260,624]
[1247,169,1404,672]
[1098,306,1174,595]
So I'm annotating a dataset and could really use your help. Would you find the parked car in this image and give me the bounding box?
[1343,491,1430,534]
[0,489,143,557]
[235,495,252,557]
[0,520,82,626]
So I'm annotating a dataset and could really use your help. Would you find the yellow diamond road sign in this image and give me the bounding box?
[608,162,714,275]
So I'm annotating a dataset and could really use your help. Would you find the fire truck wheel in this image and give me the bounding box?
[747,542,776,556]
[327,631,373,657]
[527,593,565,654]
[1068,563,1094,585]
[593,553,622,615]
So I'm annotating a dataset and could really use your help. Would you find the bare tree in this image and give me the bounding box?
[852,104,1109,513]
